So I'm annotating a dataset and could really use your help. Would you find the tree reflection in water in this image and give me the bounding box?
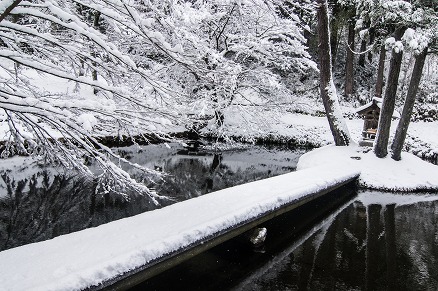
[235,191,438,291]
[0,143,303,251]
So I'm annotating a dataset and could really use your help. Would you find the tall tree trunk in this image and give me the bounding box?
[374,45,386,98]
[329,2,340,66]
[358,39,367,67]
[344,19,355,96]
[374,28,405,158]
[317,0,351,146]
[330,22,339,66]
[368,28,375,62]
[391,47,428,161]
[92,11,101,95]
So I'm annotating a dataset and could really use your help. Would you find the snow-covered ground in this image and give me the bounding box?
[297,114,438,157]
[297,144,438,192]
[211,107,438,192]
[0,164,359,291]
[218,108,438,155]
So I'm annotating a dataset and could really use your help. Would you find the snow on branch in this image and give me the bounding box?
[0,0,22,23]
[0,0,189,201]
[0,0,317,200]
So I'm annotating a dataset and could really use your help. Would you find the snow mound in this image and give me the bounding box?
[297,144,438,192]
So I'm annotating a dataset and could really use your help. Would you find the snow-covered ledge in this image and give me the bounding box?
[0,165,359,291]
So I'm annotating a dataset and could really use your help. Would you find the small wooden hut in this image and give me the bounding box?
[356,98,381,140]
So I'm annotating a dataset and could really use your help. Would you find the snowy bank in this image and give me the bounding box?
[297,144,438,192]
[209,108,438,163]
[0,164,359,291]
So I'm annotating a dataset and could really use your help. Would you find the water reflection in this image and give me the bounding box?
[123,143,304,201]
[136,190,438,290]
[0,143,304,251]
[235,191,438,291]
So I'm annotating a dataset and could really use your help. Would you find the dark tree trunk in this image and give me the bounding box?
[317,0,351,146]
[374,45,386,98]
[358,39,367,67]
[330,23,339,66]
[374,28,405,158]
[344,19,355,96]
[368,28,375,62]
[92,11,101,95]
[391,47,428,160]
[329,2,341,66]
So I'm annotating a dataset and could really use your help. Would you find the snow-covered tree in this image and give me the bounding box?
[0,0,316,200]
[374,27,406,158]
[0,0,193,202]
[335,0,357,97]
[316,0,352,146]
[161,0,316,132]
[391,5,437,160]
[355,0,417,98]
[371,0,437,158]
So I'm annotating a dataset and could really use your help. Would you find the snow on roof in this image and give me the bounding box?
[0,164,359,291]
[297,144,438,192]
[355,97,382,114]
[355,97,401,119]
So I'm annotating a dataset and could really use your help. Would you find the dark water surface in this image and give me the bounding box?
[136,190,438,291]
[0,142,304,251]
[1,143,437,291]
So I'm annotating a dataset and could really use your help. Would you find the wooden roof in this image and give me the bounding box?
[356,98,381,116]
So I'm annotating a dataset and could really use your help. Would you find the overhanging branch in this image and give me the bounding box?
[0,0,22,23]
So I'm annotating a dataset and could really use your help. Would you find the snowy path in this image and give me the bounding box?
[0,165,359,291]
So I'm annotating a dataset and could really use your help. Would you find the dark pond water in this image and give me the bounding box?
[1,142,438,291]
[0,142,305,251]
[135,190,438,291]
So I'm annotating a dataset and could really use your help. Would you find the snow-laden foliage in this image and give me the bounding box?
[159,0,316,131]
[401,28,430,54]
[0,0,192,202]
[356,0,437,45]
[0,0,315,200]
[352,0,437,108]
